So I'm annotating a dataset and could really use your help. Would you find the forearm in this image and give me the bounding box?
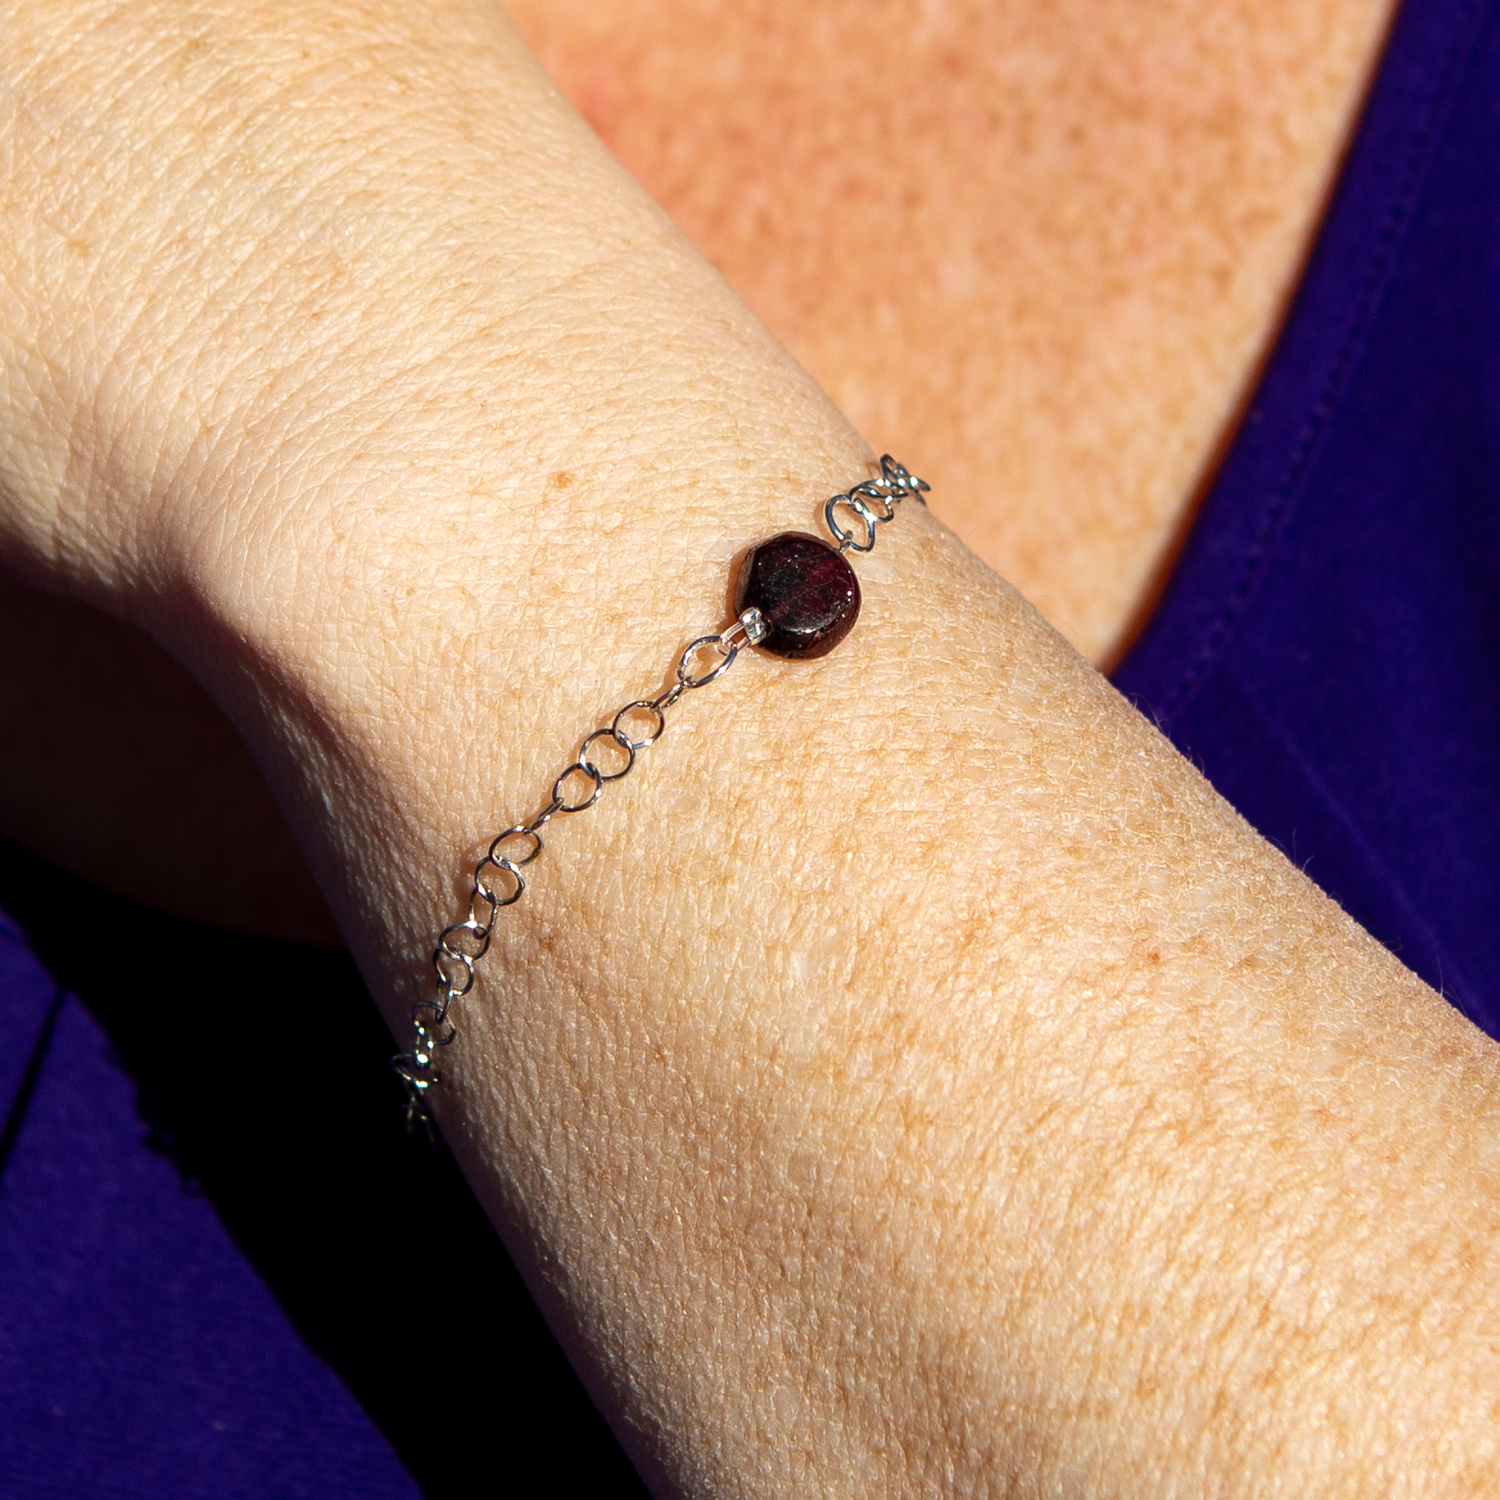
[4,3,1500,1495]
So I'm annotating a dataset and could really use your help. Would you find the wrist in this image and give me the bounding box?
[0,0,694,608]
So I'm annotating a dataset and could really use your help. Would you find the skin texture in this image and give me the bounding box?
[4,2,1500,1496]
[507,0,1397,664]
[0,0,1395,934]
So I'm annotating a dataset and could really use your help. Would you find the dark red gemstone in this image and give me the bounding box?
[733,532,861,659]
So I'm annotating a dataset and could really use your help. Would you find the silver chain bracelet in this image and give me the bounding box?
[393,455,929,1134]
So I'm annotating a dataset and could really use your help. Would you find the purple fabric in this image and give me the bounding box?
[0,851,653,1496]
[4,0,1500,1488]
[1114,0,1500,1036]
[0,911,421,1498]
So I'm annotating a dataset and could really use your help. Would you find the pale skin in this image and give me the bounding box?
[3,1,1499,1496]
[1,0,1397,937]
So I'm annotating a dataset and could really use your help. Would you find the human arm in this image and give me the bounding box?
[4,2,1500,1493]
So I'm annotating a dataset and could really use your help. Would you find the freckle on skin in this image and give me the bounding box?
[550,470,575,489]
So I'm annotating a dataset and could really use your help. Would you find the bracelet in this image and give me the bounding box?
[393,455,929,1133]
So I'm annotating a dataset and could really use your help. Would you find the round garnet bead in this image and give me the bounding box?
[733,532,861,659]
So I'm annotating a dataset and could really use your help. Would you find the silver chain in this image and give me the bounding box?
[393,456,928,1133]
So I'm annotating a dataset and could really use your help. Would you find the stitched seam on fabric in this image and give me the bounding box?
[0,985,66,1189]
[1161,0,1486,720]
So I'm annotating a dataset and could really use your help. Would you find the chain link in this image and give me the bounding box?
[822,453,928,553]
[393,457,926,1133]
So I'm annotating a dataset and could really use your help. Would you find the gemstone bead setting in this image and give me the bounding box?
[733,532,862,659]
